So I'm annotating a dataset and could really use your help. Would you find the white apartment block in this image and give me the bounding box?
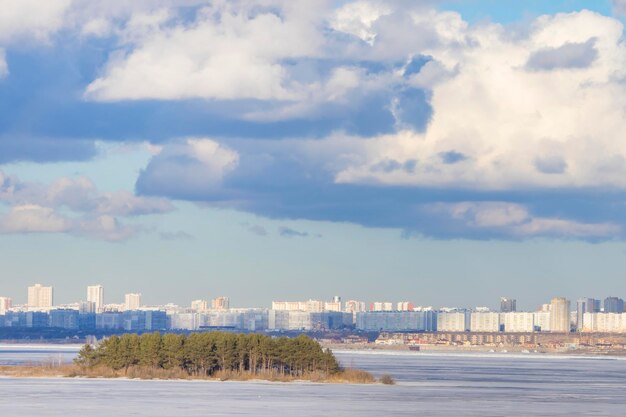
[583,313,626,332]
[396,302,414,311]
[470,312,500,332]
[533,311,551,332]
[271,299,328,312]
[191,299,208,312]
[0,297,12,315]
[371,302,394,312]
[500,312,534,332]
[124,293,142,311]
[437,311,470,332]
[211,297,230,310]
[324,301,342,312]
[344,300,366,313]
[27,284,53,309]
[550,297,571,332]
[87,285,104,313]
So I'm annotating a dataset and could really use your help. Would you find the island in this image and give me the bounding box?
[0,332,391,384]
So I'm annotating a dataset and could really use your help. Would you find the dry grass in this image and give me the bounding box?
[0,364,377,384]
[379,374,396,385]
[326,368,377,384]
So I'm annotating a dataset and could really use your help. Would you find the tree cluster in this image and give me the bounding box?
[75,332,340,377]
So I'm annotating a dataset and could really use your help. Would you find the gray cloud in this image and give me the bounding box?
[278,227,310,238]
[526,38,598,71]
[240,222,268,237]
[159,231,194,241]
[613,0,626,16]
[534,156,568,175]
[439,151,467,165]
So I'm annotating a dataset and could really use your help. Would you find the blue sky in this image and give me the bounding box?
[1,0,626,309]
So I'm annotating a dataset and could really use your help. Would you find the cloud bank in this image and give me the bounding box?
[2,2,626,241]
[0,171,174,241]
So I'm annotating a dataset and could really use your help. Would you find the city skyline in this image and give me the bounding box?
[2,1,626,307]
[2,283,626,315]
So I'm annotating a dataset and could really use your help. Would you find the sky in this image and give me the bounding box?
[1,0,626,310]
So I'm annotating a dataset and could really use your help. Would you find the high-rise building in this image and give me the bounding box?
[191,299,208,311]
[500,312,534,333]
[437,311,470,332]
[500,297,517,312]
[324,296,342,312]
[87,285,104,313]
[603,297,625,313]
[549,297,571,333]
[0,297,12,315]
[124,293,142,311]
[344,300,366,313]
[27,284,53,309]
[396,302,415,311]
[470,312,500,332]
[211,296,229,310]
[370,302,393,312]
[576,298,600,330]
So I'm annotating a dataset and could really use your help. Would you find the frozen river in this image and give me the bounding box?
[1,346,626,416]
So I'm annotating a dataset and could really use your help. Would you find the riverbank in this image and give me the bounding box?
[324,342,626,357]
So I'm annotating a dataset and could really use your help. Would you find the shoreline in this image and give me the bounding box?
[324,343,626,358]
[0,364,381,385]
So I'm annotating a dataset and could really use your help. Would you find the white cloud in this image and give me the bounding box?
[0,205,71,234]
[330,1,392,45]
[433,201,620,238]
[0,0,71,43]
[514,217,620,238]
[443,202,530,228]
[334,10,626,190]
[85,2,324,101]
[0,170,174,241]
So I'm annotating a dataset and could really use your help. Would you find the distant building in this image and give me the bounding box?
[271,299,337,312]
[27,284,53,309]
[500,297,516,312]
[533,311,551,332]
[344,300,366,313]
[5,311,49,328]
[211,297,230,310]
[49,309,79,329]
[356,311,436,332]
[396,302,415,311]
[121,310,167,331]
[124,293,142,311]
[370,302,394,312]
[437,311,470,332]
[549,297,571,333]
[603,297,625,313]
[470,312,500,332]
[87,285,104,313]
[324,296,342,312]
[583,312,626,332]
[501,312,534,333]
[0,297,12,315]
[79,301,96,314]
[168,313,199,330]
[97,312,123,329]
[267,310,351,331]
[576,298,600,330]
[191,299,208,312]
